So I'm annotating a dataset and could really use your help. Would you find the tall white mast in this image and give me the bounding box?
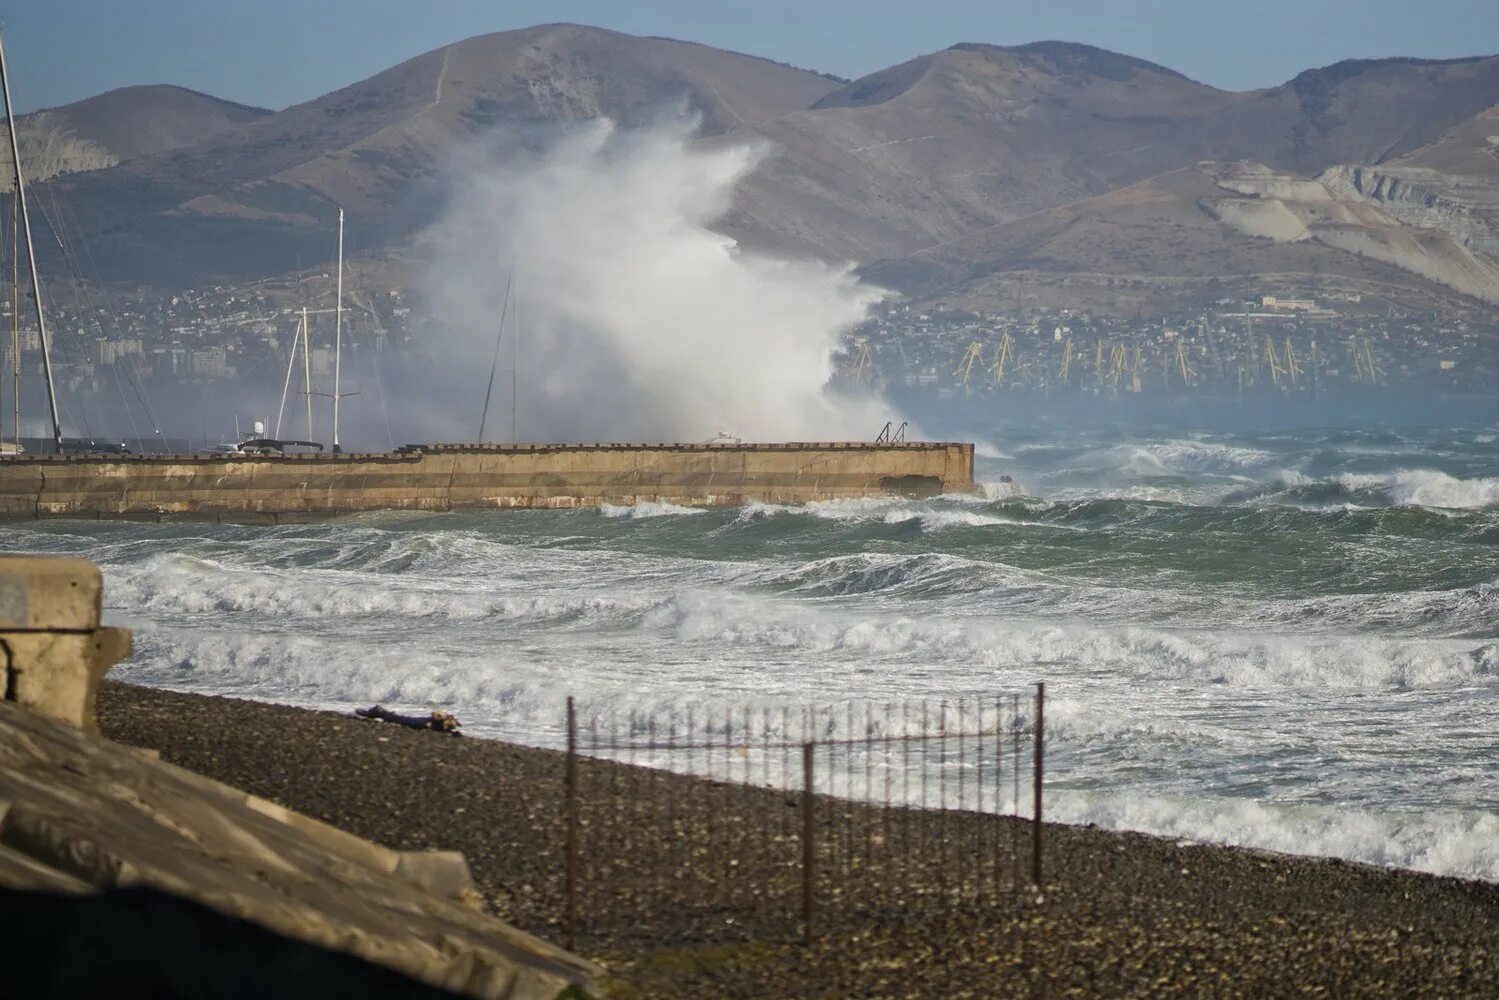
[331,207,344,452]
[0,29,61,451]
[510,281,518,444]
[302,307,313,440]
[10,193,17,449]
[274,312,302,439]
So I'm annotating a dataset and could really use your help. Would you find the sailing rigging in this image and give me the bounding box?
[478,265,520,444]
[0,26,62,452]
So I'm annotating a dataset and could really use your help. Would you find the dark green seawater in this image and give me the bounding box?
[7,424,1498,878]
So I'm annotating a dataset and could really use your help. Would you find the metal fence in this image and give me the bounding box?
[562,683,1045,948]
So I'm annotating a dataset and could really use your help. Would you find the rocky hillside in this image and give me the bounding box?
[1319,100,1499,263]
[0,85,269,189]
[26,26,1499,312]
[863,161,1499,316]
[721,45,1499,267]
[40,24,841,284]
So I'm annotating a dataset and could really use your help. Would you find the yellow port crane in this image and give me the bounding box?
[1351,336,1383,384]
[1108,344,1128,389]
[1058,339,1074,383]
[954,340,986,391]
[842,339,872,384]
[1265,335,1287,387]
[1283,337,1303,387]
[1175,341,1196,387]
[1131,346,1143,393]
[989,332,1015,386]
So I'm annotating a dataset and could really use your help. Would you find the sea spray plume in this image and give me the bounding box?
[421,118,894,442]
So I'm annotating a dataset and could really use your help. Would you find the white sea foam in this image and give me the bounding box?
[600,501,708,519]
[418,118,895,442]
[1313,469,1499,509]
[1051,791,1499,883]
[1144,439,1277,473]
[1386,469,1499,509]
[629,590,1499,693]
[974,441,1014,460]
[103,550,662,625]
[883,509,1009,530]
[981,479,1026,500]
[735,497,1030,533]
[1067,440,1275,480]
[1073,445,1173,478]
[31,421,1499,886]
[114,613,1499,882]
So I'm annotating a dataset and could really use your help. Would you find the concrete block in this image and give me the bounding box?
[394,850,477,901]
[0,556,132,731]
[0,556,102,630]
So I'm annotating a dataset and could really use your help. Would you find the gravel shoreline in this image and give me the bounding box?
[98,682,1499,998]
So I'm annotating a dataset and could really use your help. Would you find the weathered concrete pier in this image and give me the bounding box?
[0,440,975,520]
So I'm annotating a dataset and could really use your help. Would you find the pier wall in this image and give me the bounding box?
[0,441,975,520]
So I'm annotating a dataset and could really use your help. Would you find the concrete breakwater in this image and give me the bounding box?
[0,441,975,520]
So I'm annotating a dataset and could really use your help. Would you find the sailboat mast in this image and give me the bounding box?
[9,192,16,449]
[331,208,343,452]
[0,30,61,451]
[302,307,313,439]
[477,269,512,444]
[274,313,300,439]
[510,284,518,444]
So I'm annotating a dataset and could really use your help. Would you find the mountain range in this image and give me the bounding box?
[19,23,1499,316]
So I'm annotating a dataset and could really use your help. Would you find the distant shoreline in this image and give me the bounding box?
[98,681,1499,997]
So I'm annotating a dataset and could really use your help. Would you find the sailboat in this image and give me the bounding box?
[0,27,63,454]
[211,210,352,456]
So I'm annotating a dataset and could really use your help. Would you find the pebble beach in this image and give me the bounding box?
[98,681,1499,998]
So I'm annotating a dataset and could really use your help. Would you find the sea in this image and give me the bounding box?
[10,421,1499,881]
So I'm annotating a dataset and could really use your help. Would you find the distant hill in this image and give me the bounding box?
[0,85,270,189]
[40,23,841,284]
[862,161,1499,315]
[25,27,1499,314]
[718,44,1499,266]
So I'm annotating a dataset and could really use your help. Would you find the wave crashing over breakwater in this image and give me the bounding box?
[13,424,1499,882]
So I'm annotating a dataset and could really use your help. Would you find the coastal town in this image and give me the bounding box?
[846,296,1499,400]
[8,280,1499,418]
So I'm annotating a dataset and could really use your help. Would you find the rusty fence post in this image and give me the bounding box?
[1032,682,1044,887]
[565,696,579,949]
[802,741,816,945]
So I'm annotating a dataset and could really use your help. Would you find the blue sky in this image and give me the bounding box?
[8,0,1499,112]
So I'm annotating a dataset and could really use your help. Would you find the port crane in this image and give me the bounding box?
[1265,335,1288,387]
[953,340,985,391]
[1108,344,1128,390]
[843,339,873,384]
[1283,338,1303,387]
[1351,336,1383,384]
[989,332,1015,386]
[1175,341,1197,388]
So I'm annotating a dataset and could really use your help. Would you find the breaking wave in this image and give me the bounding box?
[10,421,1499,884]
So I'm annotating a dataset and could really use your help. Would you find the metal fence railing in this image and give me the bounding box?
[561,683,1045,948]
